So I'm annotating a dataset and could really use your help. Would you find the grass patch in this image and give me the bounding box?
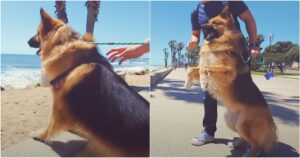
[251,71,299,76]
[276,72,300,76]
[280,76,299,80]
[251,71,266,75]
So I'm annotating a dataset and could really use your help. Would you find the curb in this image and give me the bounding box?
[150,68,173,87]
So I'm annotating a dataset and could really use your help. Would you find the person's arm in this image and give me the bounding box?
[188,30,201,50]
[239,10,257,45]
[239,10,260,56]
[106,38,149,65]
[188,6,201,50]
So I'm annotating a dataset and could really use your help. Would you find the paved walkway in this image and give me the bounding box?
[150,68,299,157]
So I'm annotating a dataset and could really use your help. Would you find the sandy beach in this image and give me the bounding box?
[1,73,149,150]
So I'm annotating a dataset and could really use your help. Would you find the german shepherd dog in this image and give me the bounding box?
[28,9,149,156]
[198,7,277,156]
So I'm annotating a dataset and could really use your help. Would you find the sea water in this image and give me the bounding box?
[1,54,149,89]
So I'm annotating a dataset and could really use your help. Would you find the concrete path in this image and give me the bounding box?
[150,68,299,157]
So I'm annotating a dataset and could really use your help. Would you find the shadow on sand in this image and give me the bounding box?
[131,86,149,92]
[35,139,87,157]
[207,137,299,157]
[152,79,204,104]
[262,91,299,125]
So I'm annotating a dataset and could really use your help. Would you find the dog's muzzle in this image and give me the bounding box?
[28,37,40,48]
[28,36,41,55]
[201,24,218,41]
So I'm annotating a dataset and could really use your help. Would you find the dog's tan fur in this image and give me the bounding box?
[29,9,149,156]
[199,7,277,156]
[185,66,200,89]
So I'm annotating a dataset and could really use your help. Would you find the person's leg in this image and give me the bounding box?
[191,92,217,146]
[203,92,218,136]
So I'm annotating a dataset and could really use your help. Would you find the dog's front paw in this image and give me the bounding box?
[200,82,208,91]
[185,82,192,89]
[31,128,48,142]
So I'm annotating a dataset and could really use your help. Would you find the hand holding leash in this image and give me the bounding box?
[106,44,149,65]
[249,42,260,57]
[188,35,199,50]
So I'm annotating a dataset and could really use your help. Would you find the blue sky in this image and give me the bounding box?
[151,1,299,66]
[1,1,299,66]
[1,1,150,58]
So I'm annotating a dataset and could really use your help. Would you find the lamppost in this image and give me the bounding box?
[269,34,274,46]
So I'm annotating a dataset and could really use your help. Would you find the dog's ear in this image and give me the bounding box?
[40,8,57,32]
[220,6,235,29]
[220,6,230,19]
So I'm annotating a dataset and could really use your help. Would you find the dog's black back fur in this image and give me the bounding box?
[232,71,268,107]
[64,51,149,155]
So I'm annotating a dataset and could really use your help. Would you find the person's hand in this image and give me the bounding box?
[106,44,149,65]
[188,35,199,50]
[250,46,260,58]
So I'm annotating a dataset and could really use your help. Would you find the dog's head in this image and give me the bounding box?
[201,6,236,41]
[28,8,78,56]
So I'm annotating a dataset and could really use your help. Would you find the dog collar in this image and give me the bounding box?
[49,69,72,89]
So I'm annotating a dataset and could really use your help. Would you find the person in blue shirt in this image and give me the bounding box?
[188,1,260,146]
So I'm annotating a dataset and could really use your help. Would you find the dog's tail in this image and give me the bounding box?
[263,119,278,153]
[81,32,95,42]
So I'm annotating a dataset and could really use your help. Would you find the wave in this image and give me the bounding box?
[1,68,41,89]
[1,63,149,89]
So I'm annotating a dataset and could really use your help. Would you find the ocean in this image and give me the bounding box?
[1,54,149,89]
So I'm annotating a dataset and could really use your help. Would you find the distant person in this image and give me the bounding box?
[106,38,150,65]
[188,1,260,146]
[185,62,188,71]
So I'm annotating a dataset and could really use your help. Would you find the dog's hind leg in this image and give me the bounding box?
[224,111,238,132]
[224,111,246,148]
[236,120,261,156]
[225,112,247,148]
[227,138,247,149]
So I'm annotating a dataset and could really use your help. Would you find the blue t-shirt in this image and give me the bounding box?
[191,1,248,36]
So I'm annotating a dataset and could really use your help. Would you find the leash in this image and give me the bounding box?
[243,56,251,64]
[86,42,150,45]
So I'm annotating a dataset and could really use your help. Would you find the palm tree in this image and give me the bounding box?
[163,48,169,68]
[185,50,190,65]
[186,46,200,66]
[54,0,100,34]
[55,1,68,23]
[168,40,177,67]
[177,42,185,67]
[85,1,100,34]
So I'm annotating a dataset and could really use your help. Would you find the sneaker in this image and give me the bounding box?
[191,130,214,146]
